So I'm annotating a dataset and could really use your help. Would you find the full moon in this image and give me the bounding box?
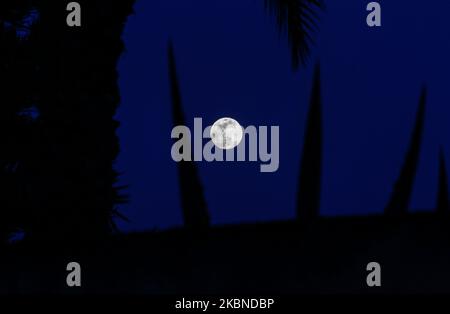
[210,117,243,150]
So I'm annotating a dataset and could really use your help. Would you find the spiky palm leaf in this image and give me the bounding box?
[168,41,210,229]
[265,0,323,70]
[436,148,449,214]
[385,87,427,216]
[297,63,322,220]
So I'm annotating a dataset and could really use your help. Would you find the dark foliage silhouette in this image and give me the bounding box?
[436,148,449,214]
[0,1,34,26]
[0,1,136,246]
[265,0,324,70]
[168,41,210,230]
[297,63,322,220]
[34,0,134,243]
[0,3,38,244]
[385,87,427,216]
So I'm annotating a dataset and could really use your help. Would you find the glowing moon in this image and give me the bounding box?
[210,117,243,150]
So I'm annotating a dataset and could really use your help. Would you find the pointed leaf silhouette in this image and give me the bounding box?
[265,0,323,70]
[168,41,210,229]
[297,63,322,220]
[436,147,449,214]
[17,1,136,243]
[385,87,427,216]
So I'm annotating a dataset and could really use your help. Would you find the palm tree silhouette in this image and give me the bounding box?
[0,0,134,243]
[0,2,38,244]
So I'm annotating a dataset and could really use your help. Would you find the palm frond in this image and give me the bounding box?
[112,209,130,223]
[265,0,324,70]
[385,87,427,216]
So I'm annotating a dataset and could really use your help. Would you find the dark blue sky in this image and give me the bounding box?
[115,0,450,232]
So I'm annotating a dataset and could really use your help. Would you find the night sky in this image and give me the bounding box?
[115,0,450,232]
